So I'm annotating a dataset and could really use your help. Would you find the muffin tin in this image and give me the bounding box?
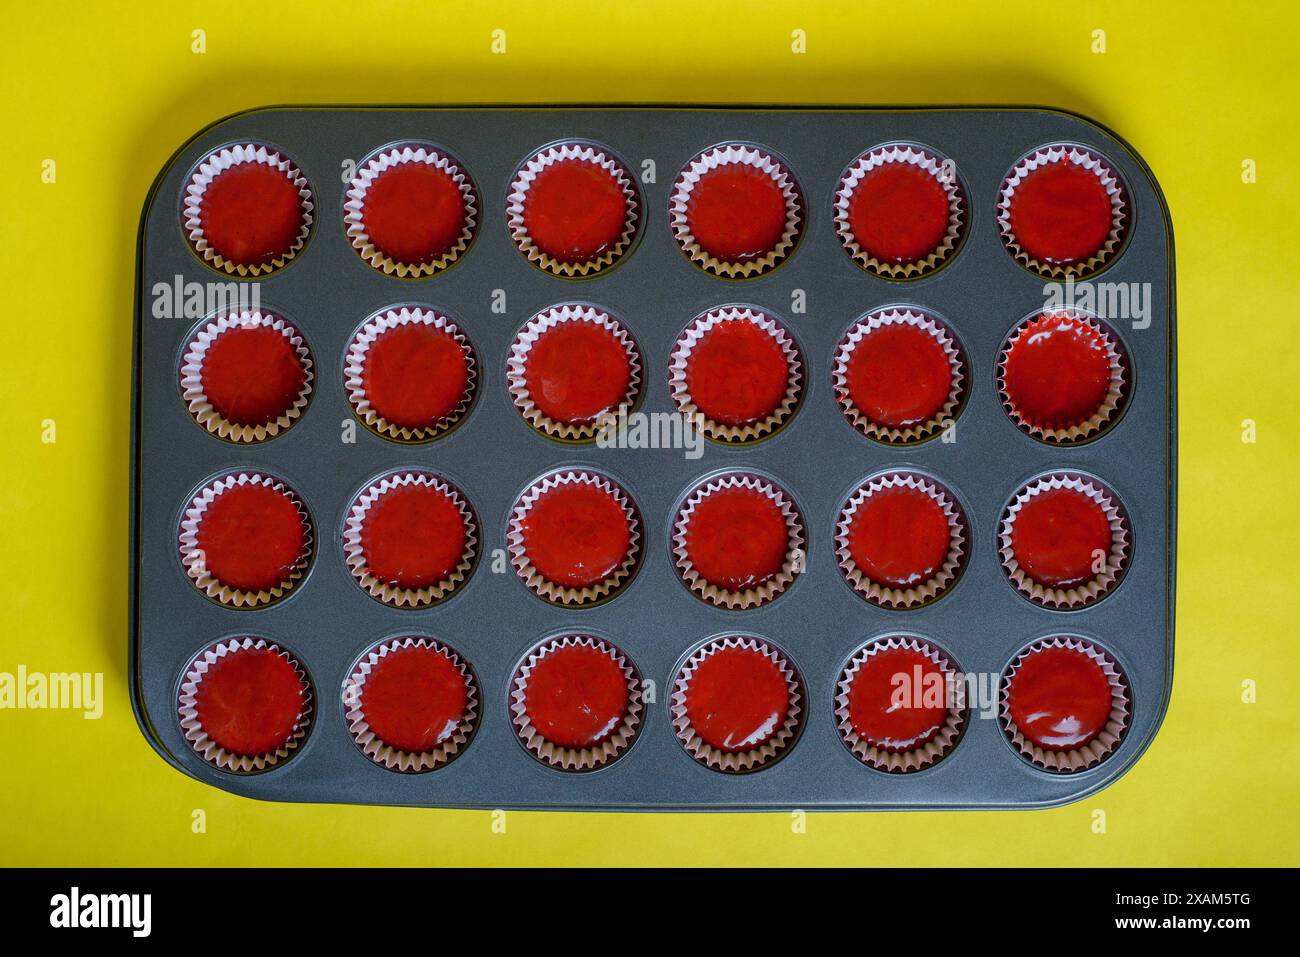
[131,107,1176,809]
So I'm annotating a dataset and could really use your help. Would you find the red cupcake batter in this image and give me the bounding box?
[683,486,790,592]
[521,158,629,264]
[683,318,792,426]
[1009,487,1112,589]
[1007,158,1115,266]
[684,646,791,753]
[685,163,790,263]
[361,322,470,430]
[520,482,631,589]
[848,646,948,752]
[523,643,630,749]
[198,161,305,268]
[843,322,953,430]
[1003,314,1113,431]
[846,485,952,590]
[361,160,467,266]
[194,483,306,593]
[194,647,305,757]
[199,325,306,426]
[524,320,632,424]
[1007,645,1113,750]
[360,483,468,590]
[360,644,470,755]
[847,161,951,265]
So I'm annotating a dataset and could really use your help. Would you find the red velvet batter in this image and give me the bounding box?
[683,319,792,426]
[1003,314,1113,431]
[684,646,790,753]
[685,163,790,263]
[198,161,305,268]
[521,158,629,264]
[361,161,467,266]
[1007,646,1113,750]
[194,483,306,593]
[1007,158,1115,266]
[520,482,631,589]
[524,320,632,424]
[199,325,306,426]
[843,322,953,430]
[360,483,467,590]
[194,647,304,757]
[846,161,951,265]
[360,644,469,754]
[523,644,629,749]
[684,486,790,592]
[1009,487,1112,589]
[846,485,952,590]
[361,323,470,430]
[848,647,948,752]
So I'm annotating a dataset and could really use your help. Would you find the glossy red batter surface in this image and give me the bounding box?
[199,325,306,426]
[683,486,790,592]
[360,644,470,754]
[846,161,951,265]
[843,322,953,430]
[685,163,790,263]
[194,483,306,593]
[198,161,305,268]
[360,161,467,266]
[194,647,304,756]
[361,323,470,430]
[846,485,952,590]
[521,158,629,264]
[1003,314,1113,431]
[524,320,631,424]
[520,482,631,589]
[684,646,790,753]
[683,319,792,426]
[360,483,467,590]
[1009,487,1112,589]
[1007,158,1115,266]
[1007,646,1113,750]
[523,644,629,749]
[848,646,948,752]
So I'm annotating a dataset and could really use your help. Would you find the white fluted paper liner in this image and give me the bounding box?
[178,637,313,773]
[507,470,641,606]
[506,142,640,277]
[507,304,642,441]
[835,473,966,608]
[180,309,313,443]
[182,142,314,277]
[670,144,803,278]
[997,309,1127,444]
[343,637,479,772]
[833,308,964,443]
[343,145,478,277]
[669,307,803,443]
[673,473,804,609]
[343,471,478,608]
[999,473,1129,608]
[997,145,1128,279]
[511,635,643,770]
[834,144,966,278]
[179,472,313,608]
[343,306,477,442]
[671,636,802,773]
[835,636,965,773]
[1000,636,1130,773]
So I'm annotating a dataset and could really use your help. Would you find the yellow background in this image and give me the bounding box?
[2,0,1297,866]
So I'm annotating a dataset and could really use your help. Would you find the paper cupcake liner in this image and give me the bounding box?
[506,142,640,277]
[833,308,965,443]
[178,637,313,774]
[182,142,314,277]
[997,308,1127,444]
[342,636,479,773]
[670,144,803,278]
[669,307,803,443]
[673,473,804,609]
[343,471,478,608]
[343,144,478,277]
[1000,636,1130,773]
[510,635,644,770]
[999,473,1130,608]
[671,636,802,773]
[834,144,966,278]
[835,636,966,773]
[997,144,1128,280]
[179,472,313,608]
[179,309,313,443]
[343,306,477,442]
[507,303,642,441]
[507,470,641,606]
[836,472,966,609]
